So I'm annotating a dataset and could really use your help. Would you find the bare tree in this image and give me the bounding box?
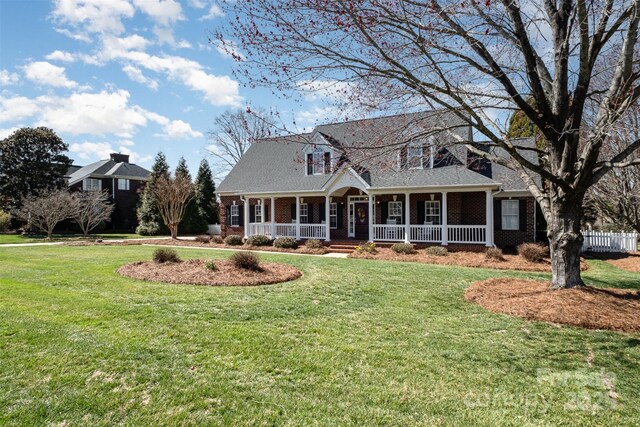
[153,175,195,239]
[207,108,275,178]
[14,190,78,239]
[74,191,115,237]
[219,0,640,289]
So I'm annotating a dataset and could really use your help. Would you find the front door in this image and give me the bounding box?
[354,202,369,240]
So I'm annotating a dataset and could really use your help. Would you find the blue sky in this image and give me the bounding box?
[0,0,331,177]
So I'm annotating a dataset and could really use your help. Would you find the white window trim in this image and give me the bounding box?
[254,204,262,223]
[117,178,130,190]
[230,205,240,227]
[83,178,101,192]
[407,143,423,170]
[424,200,441,225]
[502,200,520,230]
[299,203,308,224]
[388,201,403,223]
[309,148,328,175]
[329,202,337,229]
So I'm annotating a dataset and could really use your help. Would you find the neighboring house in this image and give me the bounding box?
[217,111,541,249]
[66,153,151,230]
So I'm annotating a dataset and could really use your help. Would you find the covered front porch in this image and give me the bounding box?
[242,187,495,247]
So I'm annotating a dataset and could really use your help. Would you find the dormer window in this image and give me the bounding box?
[400,138,435,170]
[307,147,331,175]
[407,143,423,169]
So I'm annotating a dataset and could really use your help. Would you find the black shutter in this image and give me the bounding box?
[401,200,406,225]
[307,153,313,175]
[417,200,425,224]
[519,199,527,231]
[291,203,296,221]
[337,203,344,229]
[324,152,331,174]
[239,206,244,226]
[225,206,231,225]
[264,205,269,222]
[494,200,502,231]
[308,203,314,224]
[249,205,255,223]
[319,203,326,222]
[381,201,388,223]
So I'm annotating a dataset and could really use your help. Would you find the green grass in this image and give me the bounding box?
[0,233,144,244]
[0,245,639,426]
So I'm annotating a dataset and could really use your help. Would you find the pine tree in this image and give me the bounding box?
[175,157,208,234]
[135,152,170,235]
[195,159,219,224]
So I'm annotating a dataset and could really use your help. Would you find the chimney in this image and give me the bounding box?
[110,153,130,163]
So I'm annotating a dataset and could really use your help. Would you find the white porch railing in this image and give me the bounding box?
[410,225,443,243]
[447,225,486,244]
[582,230,638,253]
[248,222,327,240]
[373,224,405,241]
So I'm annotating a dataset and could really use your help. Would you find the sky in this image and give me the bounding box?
[0,0,330,177]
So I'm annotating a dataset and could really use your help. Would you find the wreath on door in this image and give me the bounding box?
[357,207,367,224]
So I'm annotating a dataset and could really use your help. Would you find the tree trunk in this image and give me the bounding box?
[547,205,585,289]
[170,224,178,239]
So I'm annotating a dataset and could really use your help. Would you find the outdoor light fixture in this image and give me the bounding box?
[430,194,435,201]
[232,201,236,205]
[393,195,397,201]
[330,197,333,203]
[300,198,304,203]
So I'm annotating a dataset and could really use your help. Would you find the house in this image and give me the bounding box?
[66,153,151,230]
[217,111,541,249]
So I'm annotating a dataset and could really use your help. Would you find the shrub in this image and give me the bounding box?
[355,242,377,254]
[390,243,417,254]
[205,260,218,271]
[153,248,180,263]
[230,251,261,271]
[224,235,244,246]
[0,210,10,232]
[274,237,298,249]
[136,223,161,236]
[246,234,273,246]
[425,246,448,256]
[212,235,224,244]
[195,234,212,243]
[485,247,505,261]
[517,243,548,263]
[305,239,324,249]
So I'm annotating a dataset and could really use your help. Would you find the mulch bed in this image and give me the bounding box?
[465,278,640,333]
[117,259,302,286]
[349,248,588,272]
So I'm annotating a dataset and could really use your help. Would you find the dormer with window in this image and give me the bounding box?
[304,133,335,176]
[399,137,434,170]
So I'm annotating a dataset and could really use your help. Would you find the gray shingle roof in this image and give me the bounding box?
[488,137,540,191]
[68,159,151,184]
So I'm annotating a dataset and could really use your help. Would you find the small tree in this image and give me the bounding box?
[195,159,219,224]
[153,174,195,239]
[14,190,78,239]
[74,191,115,237]
[136,152,170,235]
[175,157,207,234]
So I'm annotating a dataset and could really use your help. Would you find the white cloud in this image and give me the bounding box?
[133,0,184,27]
[101,34,151,61]
[45,50,76,62]
[23,61,78,89]
[188,0,206,8]
[157,119,203,139]
[0,70,19,85]
[54,27,93,43]
[69,140,151,164]
[0,96,40,123]
[0,126,21,139]
[199,4,224,20]
[52,0,135,35]
[122,65,159,90]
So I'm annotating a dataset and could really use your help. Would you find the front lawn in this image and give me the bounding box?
[0,233,144,245]
[0,245,639,426]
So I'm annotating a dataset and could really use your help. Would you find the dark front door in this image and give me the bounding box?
[354,202,369,240]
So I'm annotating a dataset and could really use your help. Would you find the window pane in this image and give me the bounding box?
[501,200,519,230]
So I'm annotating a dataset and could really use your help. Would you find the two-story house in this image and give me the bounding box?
[217,111,541,250]
[66,153,151,230]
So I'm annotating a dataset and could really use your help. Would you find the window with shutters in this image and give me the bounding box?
[306,147,332,175]
[329,203,337,229]
[388,201,402,223]
[230,205,240,226]
[424,201,441,225]
[501,200,520,230]
[254,204,262,223]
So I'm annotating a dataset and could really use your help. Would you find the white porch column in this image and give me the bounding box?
[243,197,250,239]
[260,198,266,223]
[441,192,448,246]
[270,197,276,239]
[485,190,494,247]
[295,196,301,240]
[368,194,374,242]
[324,195,331,242]
[404,192,411,243]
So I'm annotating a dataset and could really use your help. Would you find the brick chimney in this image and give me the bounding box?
[110,153,130,163]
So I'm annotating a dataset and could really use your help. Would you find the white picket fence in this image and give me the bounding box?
[581,230,638,253]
